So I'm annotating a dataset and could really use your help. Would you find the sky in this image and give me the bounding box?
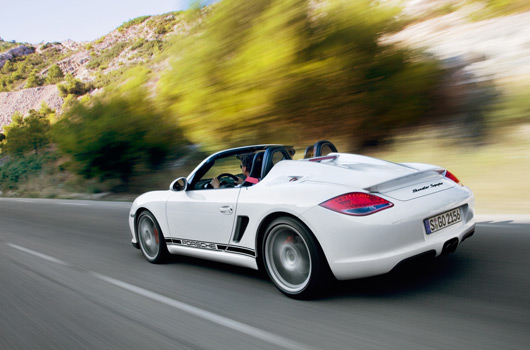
[0,0,203,44]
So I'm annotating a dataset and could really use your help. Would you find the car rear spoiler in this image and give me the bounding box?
[364,168,445,193]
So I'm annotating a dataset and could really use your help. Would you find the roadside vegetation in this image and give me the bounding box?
[52,90,186,184]
[0,0,529,213]
[158,0,442,151]
[0,44,70,91]
[0,41,18,52]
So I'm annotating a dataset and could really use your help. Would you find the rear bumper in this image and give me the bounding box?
[329,223,475,280]
[300,186,475,280]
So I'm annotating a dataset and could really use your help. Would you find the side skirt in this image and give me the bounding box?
[165,238,258,270]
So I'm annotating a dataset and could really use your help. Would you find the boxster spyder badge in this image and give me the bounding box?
[129,141,475,298]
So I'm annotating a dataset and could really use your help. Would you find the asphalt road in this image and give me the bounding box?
[0,198,528,350]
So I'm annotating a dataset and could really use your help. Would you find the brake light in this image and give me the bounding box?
[443,170,463,186]
[320,192,394,216]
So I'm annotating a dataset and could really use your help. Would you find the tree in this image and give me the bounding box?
[158,0,442,150]
[2,106,52,156]
[57,74,91,97]
[0,133,5,153]
[52,92,185,183]
[25,70,43,88]
[1,60,15,73]
[46,64,64,84]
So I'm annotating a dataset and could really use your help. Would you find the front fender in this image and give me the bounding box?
[129,190,172,245]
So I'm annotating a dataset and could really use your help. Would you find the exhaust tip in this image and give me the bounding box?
[442,238,459,255]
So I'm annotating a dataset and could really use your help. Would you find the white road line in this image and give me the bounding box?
[7,243,70,266]
[5,243,313,350]
[92,273,312,350]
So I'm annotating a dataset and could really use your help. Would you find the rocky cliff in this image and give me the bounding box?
[0,10,204,131]
[0,45,34,69]
[0,86,63,127]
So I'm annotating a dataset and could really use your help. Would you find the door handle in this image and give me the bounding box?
[219,205,233,215]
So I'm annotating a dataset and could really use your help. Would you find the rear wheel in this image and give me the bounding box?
[137,211,169,263]
[263,217,330,299]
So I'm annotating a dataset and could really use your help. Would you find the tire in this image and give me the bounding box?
[137,211,169,263]
[262,217,330,299]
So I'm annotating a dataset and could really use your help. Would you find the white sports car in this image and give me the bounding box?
[129,141,475,298]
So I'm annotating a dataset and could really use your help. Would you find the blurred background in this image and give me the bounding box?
[0,0,528,214]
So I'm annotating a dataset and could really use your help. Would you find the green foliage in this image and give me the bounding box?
[146,12,185,35]
[57,74,91,97]
[52,92,186,182]
[85,41,130,70]
[0,41,18,52]
[61,94,79,112]
[2,104,52,156]
[0,44,68,91]
[126,39,166,66]
[0,76,10,91]
[487,84,530,125]
[130,38,146,51]
[0,153,51,190]
[38,42,60,50]
[25,70,44,88]
[158,0,441,150]
[1,60,15,73]
[118,16,151,31]
[1,60,23,90]
[46,64,64,84]
[0,133,5,154]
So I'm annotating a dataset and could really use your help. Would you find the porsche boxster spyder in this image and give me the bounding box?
[129,141,475,298]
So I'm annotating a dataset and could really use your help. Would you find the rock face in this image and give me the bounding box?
[0,86,63,131]
[0,45,35,69]
[388,4,530,83]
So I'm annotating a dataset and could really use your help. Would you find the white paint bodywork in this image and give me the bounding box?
[129,152,475,280]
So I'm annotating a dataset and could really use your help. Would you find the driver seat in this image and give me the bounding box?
[242,152,264,186]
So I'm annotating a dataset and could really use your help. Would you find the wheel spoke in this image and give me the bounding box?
[139,216,159,259]
[265,224,311,293]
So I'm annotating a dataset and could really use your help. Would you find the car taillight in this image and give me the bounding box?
[320,192,394,216]
[443,170,463,186]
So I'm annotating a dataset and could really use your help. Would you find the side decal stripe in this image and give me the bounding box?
[166,238,255,258]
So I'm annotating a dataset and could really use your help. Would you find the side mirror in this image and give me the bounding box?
[170,177,187,192]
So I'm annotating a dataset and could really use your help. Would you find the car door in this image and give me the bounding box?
[165,187,240,244]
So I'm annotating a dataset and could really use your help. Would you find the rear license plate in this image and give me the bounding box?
[424,207,462,234]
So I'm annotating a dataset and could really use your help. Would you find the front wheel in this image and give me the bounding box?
[137,211,169,263]
[263,217,331,299]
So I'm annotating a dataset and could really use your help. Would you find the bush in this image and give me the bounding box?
[57,74,91,97]
[25,70,43,88]
[487,85,530,125]
[118,16,151,31]
[2,106,52,156]
[0,153,50,190]
[46,64,64,84]
[52,92,186,183]
[85,42,130,70]
[158,0,442,150]
[0,43,67,92]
